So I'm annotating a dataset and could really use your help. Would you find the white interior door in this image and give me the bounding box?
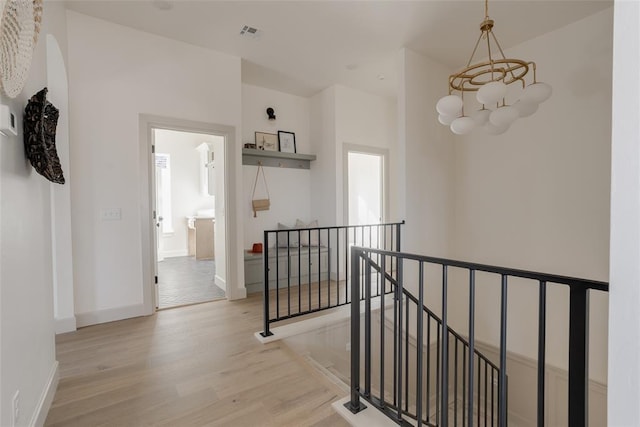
[155,162,165,263]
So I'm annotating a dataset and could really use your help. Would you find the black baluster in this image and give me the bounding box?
[417,261,424,426]
[499,275,508,427]
[261,231,272,337]
[344,248,366,414]
[568,285,589,427]
[538,281,547,427]
[441,265,449,427]
[468,269,476,427]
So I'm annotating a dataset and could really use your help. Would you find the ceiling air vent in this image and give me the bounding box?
[240,25,261,38]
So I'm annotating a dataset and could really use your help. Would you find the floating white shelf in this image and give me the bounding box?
[242,148,316,169]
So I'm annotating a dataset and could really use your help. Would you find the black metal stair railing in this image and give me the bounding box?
[260,221,404,337]
[345,246,609,427]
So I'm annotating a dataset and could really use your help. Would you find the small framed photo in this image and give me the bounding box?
[255,132,278,151]
[278,131,296,153]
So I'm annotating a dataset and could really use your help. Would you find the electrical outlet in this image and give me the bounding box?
[12,390,20,426]
[100,208,122,221]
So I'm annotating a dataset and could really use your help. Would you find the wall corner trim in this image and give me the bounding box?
[228,285,247,300]
[214,275,226,289]
[54,316,77,334]
[29,361,59,427]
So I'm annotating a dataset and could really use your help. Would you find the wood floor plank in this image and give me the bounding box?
[45,294,349,426]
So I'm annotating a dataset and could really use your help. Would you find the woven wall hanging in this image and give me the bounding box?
[0,0,43,98]
[23,87,65,184]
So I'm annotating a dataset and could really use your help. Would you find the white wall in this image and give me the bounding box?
[452,8,612,384]
[309,85,399,228]
[398,49,457,258]
[46,33,76,335]
[0,3,69,425]
[334,85,398,223]
[67,11,243,323]
[243,166,311,248]
[155,130,217,258]
[310,87,338,227]
[241,83,311,152]
[241,84,312,247]
[397,8,612,386]
[608,0,640,424]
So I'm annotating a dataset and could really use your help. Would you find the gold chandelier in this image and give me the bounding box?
[436,0,552,135]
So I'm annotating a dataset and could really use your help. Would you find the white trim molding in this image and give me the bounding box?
[54,316,77,334]
[215,274,226,289]
[139,115,246,314]
[75,303,148,328]
[159,249,189,258]
[29,361,59,427]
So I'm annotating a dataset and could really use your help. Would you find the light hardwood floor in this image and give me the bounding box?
[45,294,349,427]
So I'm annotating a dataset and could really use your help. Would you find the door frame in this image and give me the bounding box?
[342,143,389,225]
[139,114,244,313]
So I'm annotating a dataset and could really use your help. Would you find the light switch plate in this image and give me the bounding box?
[0,104,17,136]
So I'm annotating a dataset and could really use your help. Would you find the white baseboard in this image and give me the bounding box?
[215,275,226,290]
[29,361,59,427]
[160,249,189,258]
[330,271,347,282]
[75,303,149,327]
[54,316,76,334]
[227,285,247,301]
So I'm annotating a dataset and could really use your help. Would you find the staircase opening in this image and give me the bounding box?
[342,246,608,426]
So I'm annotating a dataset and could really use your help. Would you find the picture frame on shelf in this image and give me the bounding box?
[255,132,278,151]
[278,131,296,153]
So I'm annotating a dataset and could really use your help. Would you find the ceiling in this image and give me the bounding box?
[64,0,612,99]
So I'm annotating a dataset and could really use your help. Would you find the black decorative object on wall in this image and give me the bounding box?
[23,87,65,184]
[266,107,276,120]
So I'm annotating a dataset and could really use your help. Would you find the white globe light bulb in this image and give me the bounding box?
[521,82,552,104]
[512,100,539,118]
[450,116,476,135]
[438,114,456,126]
[484,121,510,135]
[472,108,492,126]
[436,95,463,117]
[490,105,519,127]
[477,81,508,105]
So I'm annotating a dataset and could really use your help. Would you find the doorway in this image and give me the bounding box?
[152,128,227,309]
[344,145,388,225]
[140,115,243,314]
[344,145,388,250]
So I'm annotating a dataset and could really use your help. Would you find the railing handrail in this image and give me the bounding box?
[263,220,406,234]
[364,255,500,371]
[352,246,608,291]
[261,221,404,337]
[347,246,610,427]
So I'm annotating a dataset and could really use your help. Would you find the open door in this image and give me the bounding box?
[151,128,227,310]
[153,153,165,308]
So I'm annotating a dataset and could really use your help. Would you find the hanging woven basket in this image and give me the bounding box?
[0,0,43,98]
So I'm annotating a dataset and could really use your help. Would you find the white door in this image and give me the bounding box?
[155,161,165,263]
